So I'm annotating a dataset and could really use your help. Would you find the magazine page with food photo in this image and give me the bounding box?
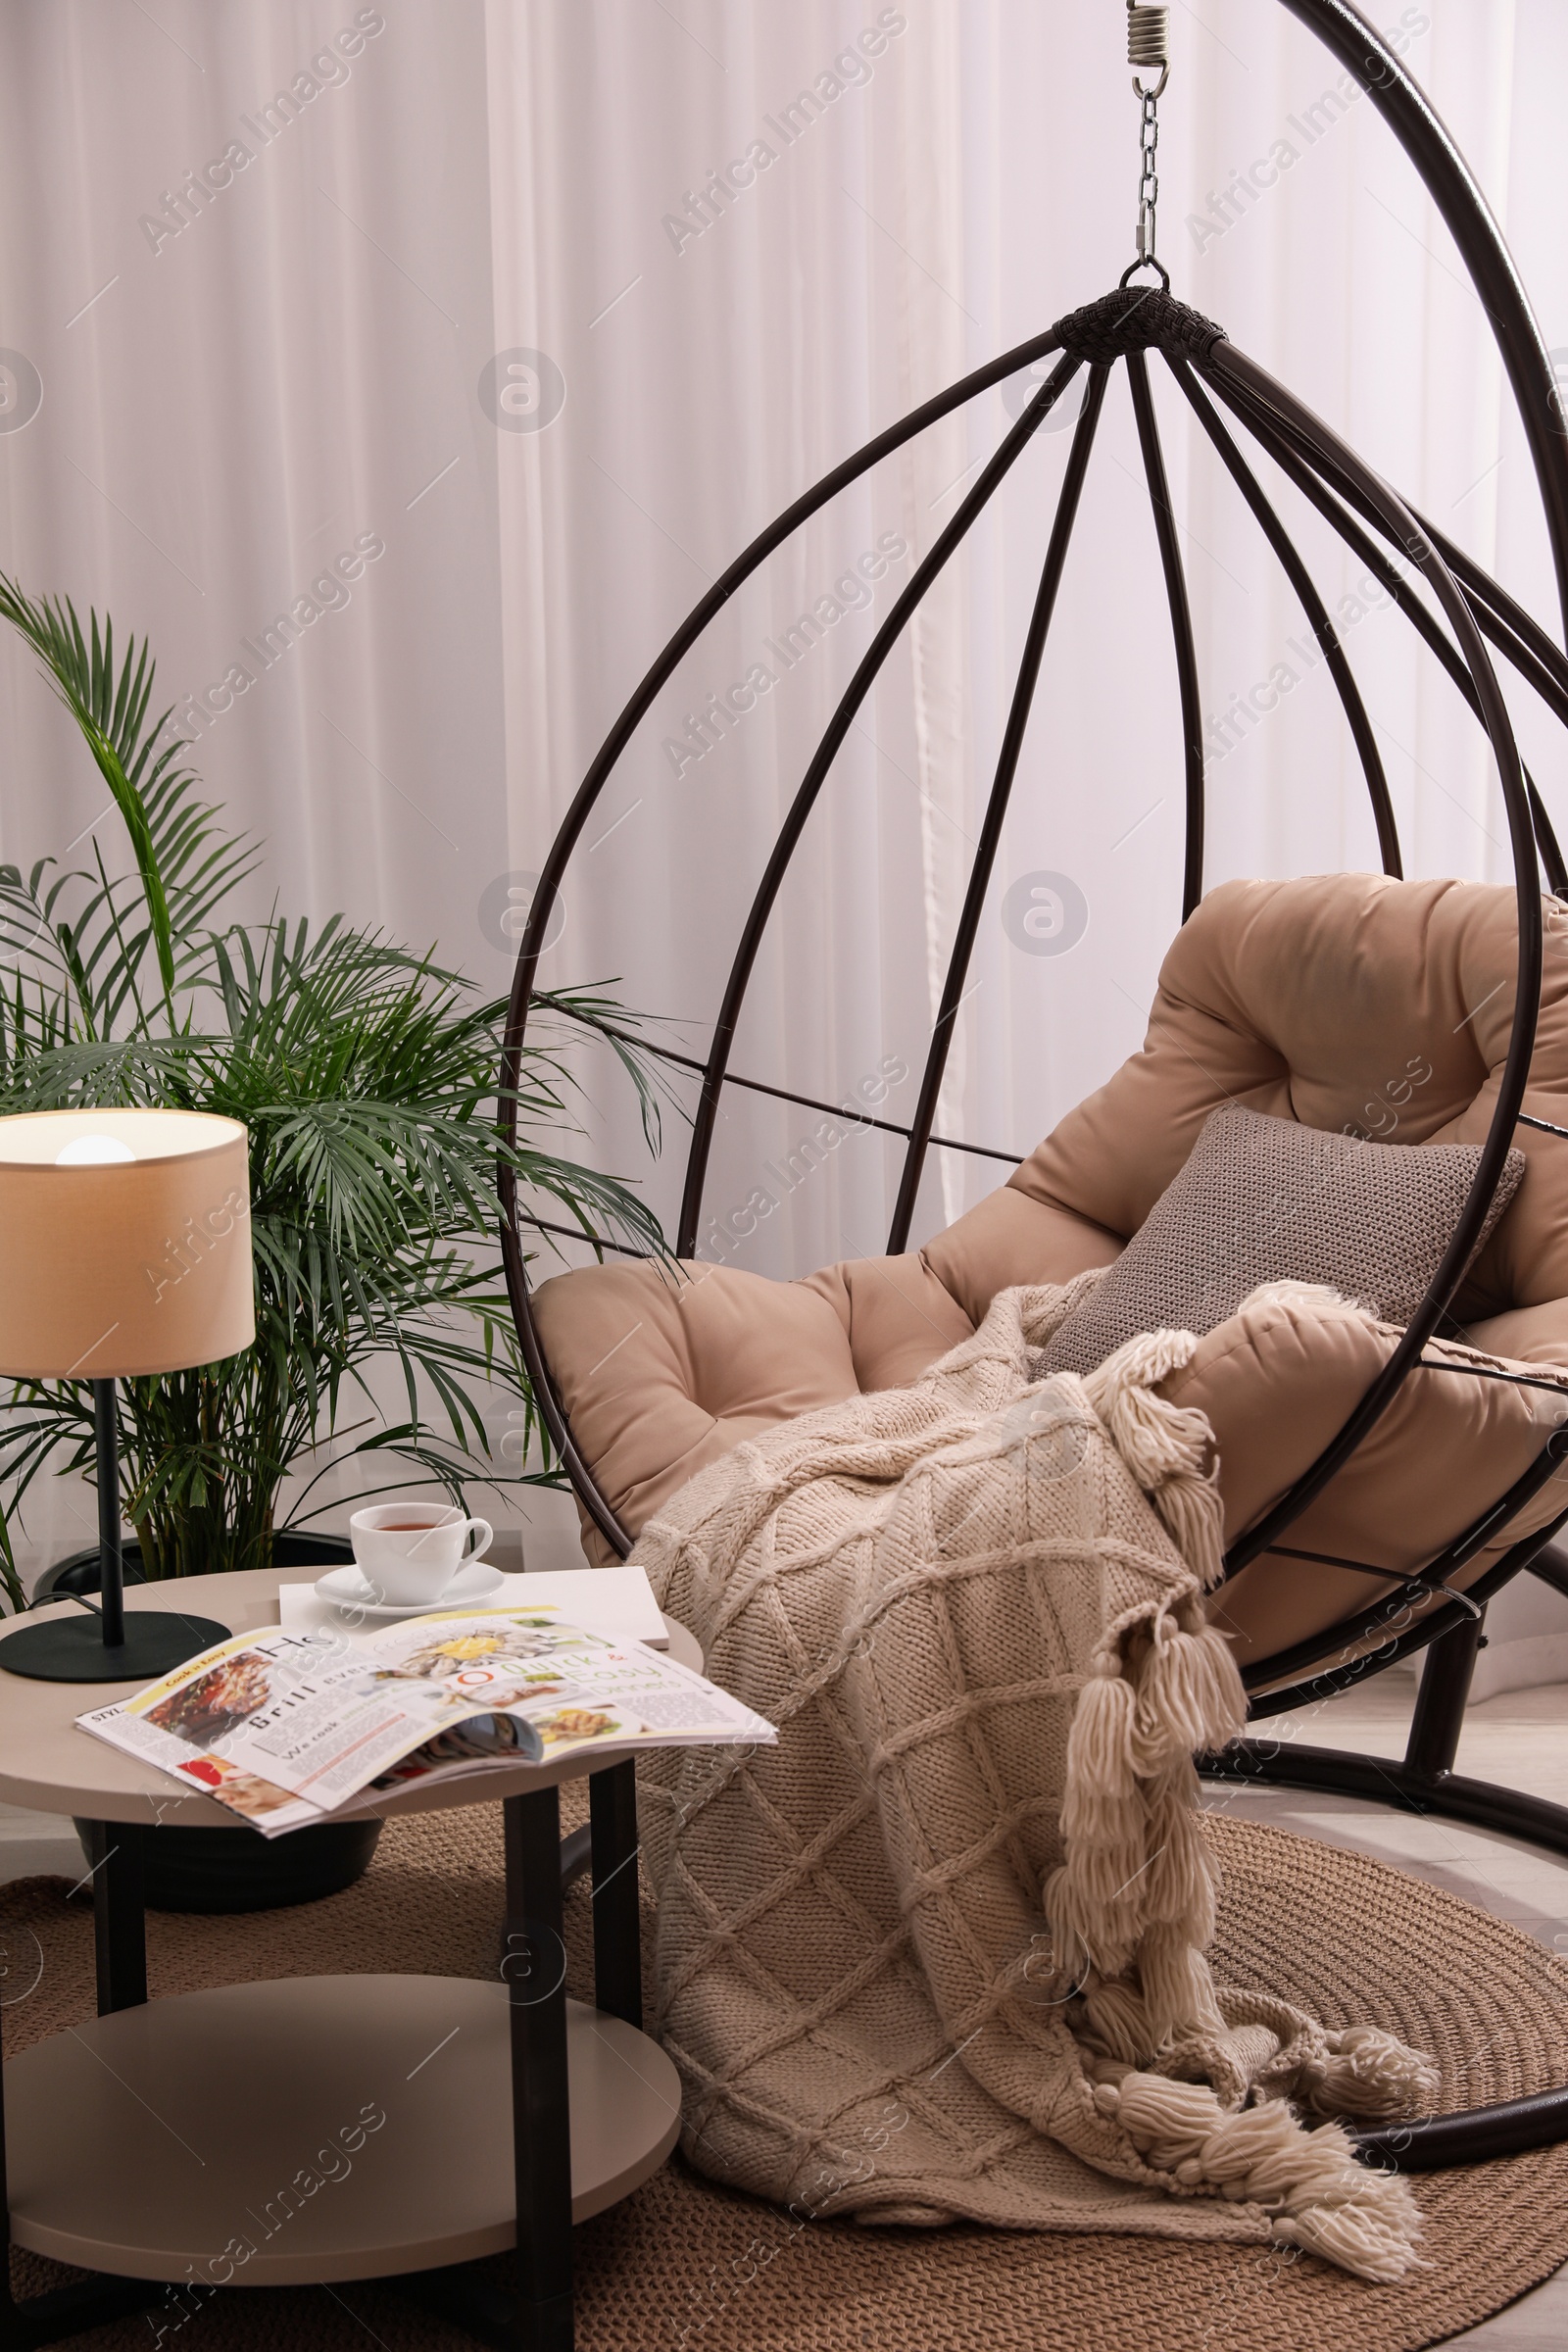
[76,1605,776,1836]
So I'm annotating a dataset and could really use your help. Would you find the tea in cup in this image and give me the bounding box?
[348,1502,494,1607]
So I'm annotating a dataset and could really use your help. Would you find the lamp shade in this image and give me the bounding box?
[0,1109,255,1379]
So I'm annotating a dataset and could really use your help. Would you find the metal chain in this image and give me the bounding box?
[1136,80,1161,265]
[1126,3,1170,277]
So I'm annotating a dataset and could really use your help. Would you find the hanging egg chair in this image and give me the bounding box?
[499,0,1568,2170]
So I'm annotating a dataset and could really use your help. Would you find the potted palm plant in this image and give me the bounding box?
[0,576,663,1908]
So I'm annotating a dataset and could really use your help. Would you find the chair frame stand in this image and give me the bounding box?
[1206,1589,1568,2170]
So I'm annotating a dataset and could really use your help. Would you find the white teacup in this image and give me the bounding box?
[349,1503,494,1607]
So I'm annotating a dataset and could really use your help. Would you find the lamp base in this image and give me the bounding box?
[0,1609,230,1684]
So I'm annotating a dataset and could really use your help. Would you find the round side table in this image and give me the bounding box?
[0,1568,690,2351]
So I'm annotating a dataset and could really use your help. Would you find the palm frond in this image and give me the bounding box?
[0,572,261,1025]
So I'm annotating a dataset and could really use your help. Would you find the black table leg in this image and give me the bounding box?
[588,1762,642,2031]
[82,1822,145,2016]
[504,1787,573,2352]
[0,1882,157,2348]
[399,1788,578,2349]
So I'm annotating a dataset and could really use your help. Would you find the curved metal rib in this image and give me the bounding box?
[1126,355,1207,916]
[885,367,1110,1255]
[1420,516,1568,704]
[497,329,1075,1553]
[498,321,1068,1119]
[1203,364,1568,893]
[1240,1450,1568,1712]
[1168,356,1401,879]
[503,1274,632,1558]
[1213,371,1568,729]
[674,353,1086,1256]
[1280,0,1568,649]
[1203,339,1541,1579]
[1412,518,1568,883]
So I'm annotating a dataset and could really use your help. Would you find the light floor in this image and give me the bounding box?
[1210,1671,1568,2345]
[2,1677,1566,2344]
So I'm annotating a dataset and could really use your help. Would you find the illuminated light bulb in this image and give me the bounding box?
[55,1134,136,1166]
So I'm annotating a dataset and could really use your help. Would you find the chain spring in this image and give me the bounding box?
[1127,3,1168,72]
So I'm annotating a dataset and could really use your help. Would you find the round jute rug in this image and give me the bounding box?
[4,1802,1567,2352]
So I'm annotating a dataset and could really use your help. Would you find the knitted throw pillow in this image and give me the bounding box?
[1041,1102,1526,1378]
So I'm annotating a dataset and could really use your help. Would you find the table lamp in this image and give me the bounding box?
[0,1107,255,1682]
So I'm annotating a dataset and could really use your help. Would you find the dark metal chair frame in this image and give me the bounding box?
[498,0,1568,2176]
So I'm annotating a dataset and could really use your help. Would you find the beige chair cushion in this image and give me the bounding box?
[1009,872,1568,1329]
[532,1258,858,1551]
[532,873,1568,1672]
[1166,1289,1568,1681]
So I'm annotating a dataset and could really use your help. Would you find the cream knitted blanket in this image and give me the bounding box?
[633,1281,1438,2282]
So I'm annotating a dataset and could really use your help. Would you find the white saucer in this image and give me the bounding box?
[314,1558,505,1619]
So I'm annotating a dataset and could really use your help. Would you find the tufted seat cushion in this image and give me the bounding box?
[532,873,1568,1683]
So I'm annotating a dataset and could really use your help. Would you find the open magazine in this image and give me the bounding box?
[77,1604,776,1838]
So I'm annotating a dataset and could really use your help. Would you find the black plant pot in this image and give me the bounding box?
[47,1531,384,1914]
[73,1815,386,1916]
[34,1528,355,1600]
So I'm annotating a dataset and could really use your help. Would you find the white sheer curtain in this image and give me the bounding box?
[2,0,1566,1608]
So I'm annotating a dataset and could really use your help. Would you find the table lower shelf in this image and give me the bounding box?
[6,1974,681,2286]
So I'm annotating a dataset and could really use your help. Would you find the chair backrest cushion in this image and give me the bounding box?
[1004,873,1568,1322]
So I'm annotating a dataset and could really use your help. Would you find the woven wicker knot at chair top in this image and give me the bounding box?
[1052,286,1228,368]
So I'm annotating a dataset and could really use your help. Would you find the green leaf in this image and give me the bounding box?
[0,575,261,1023]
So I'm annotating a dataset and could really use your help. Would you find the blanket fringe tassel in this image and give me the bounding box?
[1055,1325,1432,2281]
[1051,1619,1246,2007]
[1092,2070,1428,2282]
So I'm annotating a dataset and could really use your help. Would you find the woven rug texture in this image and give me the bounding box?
[0,1799,1566,2350]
